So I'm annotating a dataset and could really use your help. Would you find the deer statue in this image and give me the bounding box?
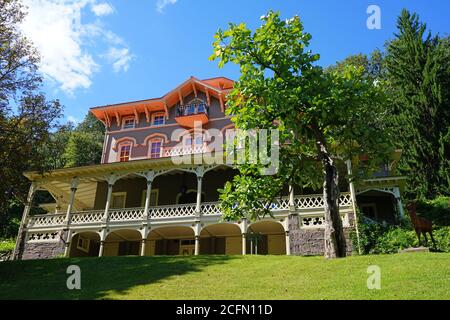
[406,202,436,248]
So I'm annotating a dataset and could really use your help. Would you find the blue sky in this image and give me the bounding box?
[21,0,449,124]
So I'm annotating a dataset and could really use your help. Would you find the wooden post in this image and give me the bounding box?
[346,159,361,254]
[12,182,36,260]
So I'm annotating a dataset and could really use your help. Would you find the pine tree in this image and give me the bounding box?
[385,9,450,199]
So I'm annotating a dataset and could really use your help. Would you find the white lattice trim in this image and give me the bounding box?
[27,214,65,228]
[71,210,104,224]
[109,207,144,222]
[150,203,196,218]
[27,231,60,242]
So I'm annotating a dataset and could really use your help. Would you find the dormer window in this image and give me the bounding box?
[152,113,165,126]
[122,117,135,129]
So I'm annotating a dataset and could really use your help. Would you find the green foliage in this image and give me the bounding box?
[0,238,15,253]
[211,11,393,222]
[384,9,450,199]
[433,227,450,252]
[374,228,418,254]
[63,131,103,168]
[416,196,450,226]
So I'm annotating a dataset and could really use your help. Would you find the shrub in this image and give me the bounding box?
[433,226,450,252]
[0,238,15,254]
[416,196,450,226]
[373,228,417,254]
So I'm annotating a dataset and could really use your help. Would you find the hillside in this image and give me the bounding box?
[0,253,449,300]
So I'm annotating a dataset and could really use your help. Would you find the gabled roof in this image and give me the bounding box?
[90,76,234,126]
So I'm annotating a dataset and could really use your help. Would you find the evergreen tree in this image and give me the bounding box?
[385,9,450,199]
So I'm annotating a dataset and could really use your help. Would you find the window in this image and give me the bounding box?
[122,118,135,129]
[119,144,131,162]
[111,192,127,209]
[77,236,90,253]
[183,133,203,147]
[150,140,163,158]
[140,189,159,207]
[360,203,378,219]
[152,114,165,126]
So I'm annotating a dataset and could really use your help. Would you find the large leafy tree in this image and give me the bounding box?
[211,11,392,258]
[0,0,62,238]
[61,112,104,168]
[384,9,450,199]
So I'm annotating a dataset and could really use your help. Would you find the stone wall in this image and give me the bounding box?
[21,241,65,260]
[18,230,68,260]
[289,214,354,256]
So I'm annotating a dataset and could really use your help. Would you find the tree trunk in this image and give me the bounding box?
[318,141,347,259]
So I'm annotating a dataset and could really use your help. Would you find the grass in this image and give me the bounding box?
[0,253,449,300]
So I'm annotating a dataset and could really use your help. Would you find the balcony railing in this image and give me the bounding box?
[26,193,353,230]
[176,102,209,117]
[163,145,208,157]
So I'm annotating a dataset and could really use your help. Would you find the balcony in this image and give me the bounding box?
[175,102,209,128]
[26,193,353,231]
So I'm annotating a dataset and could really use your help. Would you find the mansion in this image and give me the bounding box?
[13,77,406,260]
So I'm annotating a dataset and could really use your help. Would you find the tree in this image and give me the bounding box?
[0,0,62,238]
[384,9,450,199]
[211,11,392,258]
[61,112,104,168]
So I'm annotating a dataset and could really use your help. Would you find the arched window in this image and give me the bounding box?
[149,139,164,159]
[118,142,132,162]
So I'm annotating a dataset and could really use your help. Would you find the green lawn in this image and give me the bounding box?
[0,253,449,300]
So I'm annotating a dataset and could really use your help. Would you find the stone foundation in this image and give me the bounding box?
[289,214,354,256]
[21,241,66,260]
[19,230,68,260]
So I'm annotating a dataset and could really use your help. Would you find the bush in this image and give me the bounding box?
[433,226,450,252]
[0,238,15,254]
[373,228,417,254]
[416,196,450,226]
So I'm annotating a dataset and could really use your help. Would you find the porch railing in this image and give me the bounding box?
[26,193,353,229]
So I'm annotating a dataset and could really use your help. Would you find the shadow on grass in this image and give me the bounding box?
[0,255,237,300]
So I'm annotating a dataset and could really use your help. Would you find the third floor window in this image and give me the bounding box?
[122,118,135,129]
[152,114,165,126]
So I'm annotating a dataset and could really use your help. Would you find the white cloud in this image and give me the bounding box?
[20,0,132,94]
[91,2,114,16]
[67,115,81,124]
[104,47,134,72]
[156,0,177,13]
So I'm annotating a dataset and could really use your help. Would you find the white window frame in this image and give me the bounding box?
[122,116,136,129]
[151,113,165,126]
[77,235,90,253]
[140,189,159,207]
[111,192,127,209]
[149,139,164,159]
[117,142,132,162]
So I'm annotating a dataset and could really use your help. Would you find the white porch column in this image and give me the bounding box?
[140,226,149,256]
[143,172,155,220]
[64,229,73,257]
[195,168,204,217]
[13,182,36,260]
[283,218,291,255]
[346,159,361,254]
[98,228,107,257]
[393,187,405,219]
[103,175,119,224]
[194,222,201,256]
[64,178,78,226]
[289,184,295,210]
[240,219,248,255]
